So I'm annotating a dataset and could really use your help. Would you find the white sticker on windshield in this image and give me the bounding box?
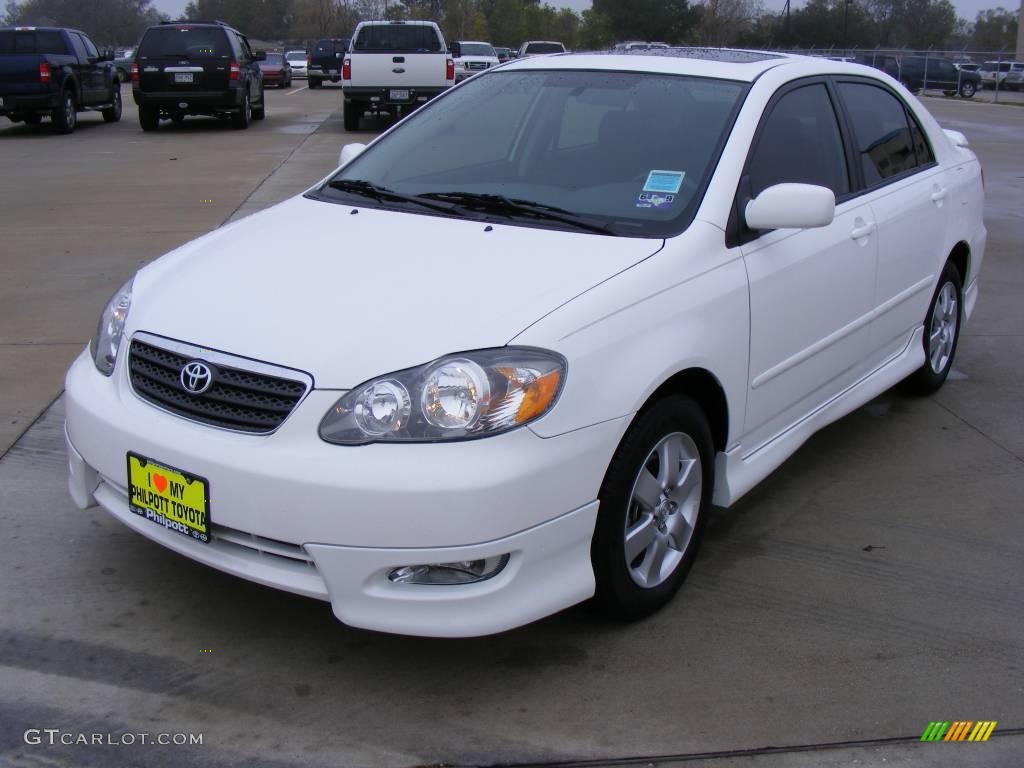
[643,170,685,195]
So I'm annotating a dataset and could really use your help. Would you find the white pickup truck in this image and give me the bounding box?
[341,20,454,131]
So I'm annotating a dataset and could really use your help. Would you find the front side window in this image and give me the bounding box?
[68,32,88,61]
[316,70,746,237]
[838,82,919,185]
[747,83,850,198]
[80,34,99,59]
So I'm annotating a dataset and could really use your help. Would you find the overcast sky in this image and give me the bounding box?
[153,0,1019,29]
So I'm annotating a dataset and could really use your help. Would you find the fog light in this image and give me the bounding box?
[388,554,509,585]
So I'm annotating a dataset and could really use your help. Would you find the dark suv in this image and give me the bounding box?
[897,56,979,98]
[132,20,266,130]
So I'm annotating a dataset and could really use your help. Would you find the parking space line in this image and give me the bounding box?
[287,86,306,95]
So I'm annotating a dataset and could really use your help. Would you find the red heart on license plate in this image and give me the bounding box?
[152,473,168,494]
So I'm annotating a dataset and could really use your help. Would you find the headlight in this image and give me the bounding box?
[90,278,133,376]
[319,348,565,444]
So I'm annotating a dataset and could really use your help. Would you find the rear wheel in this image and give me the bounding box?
[170,114,185,124]
[901,260,963,395]
[592,396,713,620]
[959,81,977,98]
[309,77,321,89]
[52,89,76,134]
[233,92,251,129]
[139,106,159,132]
[252,88,265,120]
[23,113,42,125]
[102,85,121,122]
[343,100,361,131]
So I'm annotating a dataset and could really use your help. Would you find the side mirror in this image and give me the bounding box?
[101,49,115,62]
[745,183,835,231]
[254,50,267,61]
[338,142,367,168]
[451,42,461,58]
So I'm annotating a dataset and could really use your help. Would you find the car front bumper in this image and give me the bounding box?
[65,348,624,636]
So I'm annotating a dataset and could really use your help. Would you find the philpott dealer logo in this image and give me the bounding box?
[920,720,997,742]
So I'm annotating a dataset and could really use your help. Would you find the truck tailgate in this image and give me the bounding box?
[348,53,447,87]
[0,55,46,93]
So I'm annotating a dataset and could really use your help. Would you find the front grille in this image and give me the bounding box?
[128,339,308,434]
[211,524,316,567]
[466,61,489,70]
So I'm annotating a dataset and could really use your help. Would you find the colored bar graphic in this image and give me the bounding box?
[921,720,996,742]
[945,721,972,741]
[921,721,949,741]
[968,721,997,742]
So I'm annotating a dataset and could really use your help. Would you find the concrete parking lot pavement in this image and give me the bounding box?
[0,94,1022,768]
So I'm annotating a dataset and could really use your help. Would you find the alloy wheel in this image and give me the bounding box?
[928,281,958,374]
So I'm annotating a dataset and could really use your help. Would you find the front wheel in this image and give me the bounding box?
[592,395,713,620]
[23,113,42,125]
[901,260,963,395]
[139,105,159,131]
[343,99,361,131]
[959,81,977,98]
[102,85,122,122]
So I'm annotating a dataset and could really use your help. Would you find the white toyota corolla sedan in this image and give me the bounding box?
[66,49,985,637]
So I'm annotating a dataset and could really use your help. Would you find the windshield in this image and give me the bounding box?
[525,42,564,54]
[138,27,229,59]
[263,53,284,64]
[286,51,305,61]
[460,43,496,57]
[353,25,442,53]
[317,70,746,237]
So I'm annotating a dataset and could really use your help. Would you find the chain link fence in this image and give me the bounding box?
[771,48,1023,104]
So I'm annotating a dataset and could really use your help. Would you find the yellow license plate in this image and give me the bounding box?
[127,453,210,543]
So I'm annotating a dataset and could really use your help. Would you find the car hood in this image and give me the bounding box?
[129,195,662,388]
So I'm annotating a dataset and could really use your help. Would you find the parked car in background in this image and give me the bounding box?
[978,60,1022,88]
[65,51,984,637]
[113,50,133,82]
[451,40,499,81]
[258,51,292,88]
[0,25,121,133]
[342,20,453,131]
[898,56,978,98]
[132,20,266,131]
[1004,68,1023,91]
[517,40,566,57]
[954,62,979,73]
[308,37,349,88]
[851,53,899,78]
[286,49,307,78]
[494,46,513,62]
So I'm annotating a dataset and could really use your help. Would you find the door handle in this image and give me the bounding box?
[851,222,875,240]
[931,187,947,202]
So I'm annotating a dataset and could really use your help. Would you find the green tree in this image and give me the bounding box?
[4,0,166,45]
[591,0,698,43]
[971,6,1019,51]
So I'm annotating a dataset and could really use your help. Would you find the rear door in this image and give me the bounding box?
[349,24,447,87]
[136,25,231,93]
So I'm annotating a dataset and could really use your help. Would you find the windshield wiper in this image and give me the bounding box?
[419,192,616,235]
[325,179,466,217]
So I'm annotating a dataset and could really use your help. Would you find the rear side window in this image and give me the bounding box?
[137,26,230,59]
[838,83,921,185]
[0,30,69,54]
[747,83,850,198]
[352,25,442,53]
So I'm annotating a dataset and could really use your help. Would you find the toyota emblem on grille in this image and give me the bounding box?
[180,361,213,394]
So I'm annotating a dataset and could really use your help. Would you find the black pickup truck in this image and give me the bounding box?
[308,38,350,88]
[0,26,121,133]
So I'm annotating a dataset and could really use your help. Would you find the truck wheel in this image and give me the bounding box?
[102,86,122,122]
[23,113,42,125]
[252,88,266,120]
[53,89,77,134]
[139,106,159,132]
[959,81,977,98]
[309,78,321,89]
[233,92,251,129]
[343,100,361,131]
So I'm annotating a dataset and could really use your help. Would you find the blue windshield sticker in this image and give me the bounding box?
[643,170,685,194]
[636,192,675,209]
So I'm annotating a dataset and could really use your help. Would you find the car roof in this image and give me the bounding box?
[500,47,890,83]
[457,40,492,45]
[356,20,439,27]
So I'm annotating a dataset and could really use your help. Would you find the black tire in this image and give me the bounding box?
[102,85,122,122]
[171,114,185,124]
[23,113,42,125]
[901,260,964,395]
[309,77,321,89]
[959,81,977,98]
[252,88,265,120]
[233,92,251,129]
[52,88,76,134]
[343,100,361,131]
[139,106,159,131]
[592,395,714,621]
